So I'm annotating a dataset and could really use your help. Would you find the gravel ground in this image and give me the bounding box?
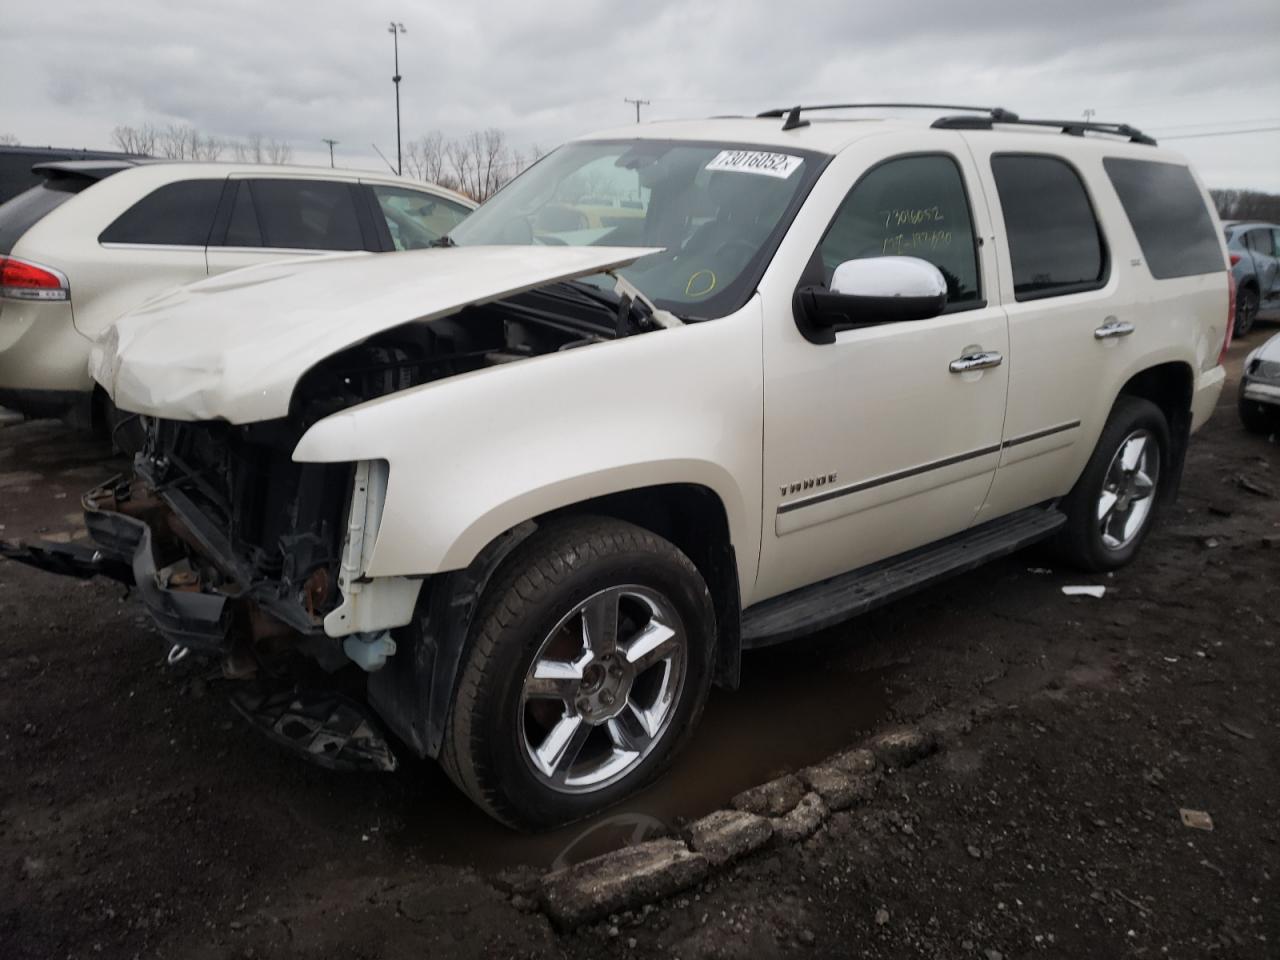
[2,336,1277,959]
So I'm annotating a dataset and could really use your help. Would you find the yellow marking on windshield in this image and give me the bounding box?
[685,270,717,297]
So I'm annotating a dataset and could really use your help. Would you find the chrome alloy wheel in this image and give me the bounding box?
[1098,428,1160,551]
[518,585,686,793]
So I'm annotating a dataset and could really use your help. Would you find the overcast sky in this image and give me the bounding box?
[2,0,1278,190]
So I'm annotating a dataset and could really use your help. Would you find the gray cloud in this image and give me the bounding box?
[1,0,1277,188]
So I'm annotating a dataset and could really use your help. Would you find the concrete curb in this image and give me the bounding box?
[533,721,954,930]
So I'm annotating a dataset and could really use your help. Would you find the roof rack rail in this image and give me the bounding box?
[756,103,1018,132]
[931,113,1156,146]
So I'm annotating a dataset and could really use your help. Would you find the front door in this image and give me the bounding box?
[754,136,1010,603]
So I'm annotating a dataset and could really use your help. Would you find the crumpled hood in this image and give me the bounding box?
[91,245,659,424]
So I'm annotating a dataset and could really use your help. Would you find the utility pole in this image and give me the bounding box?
[388,21,407,175]
[321,138,339,168]
[1082,108,1096,124]
[624,97,650,124]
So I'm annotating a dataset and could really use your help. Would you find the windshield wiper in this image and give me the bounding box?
[430,234,456,248]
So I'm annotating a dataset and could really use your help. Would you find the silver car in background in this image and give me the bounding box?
[1225,220,1280,336]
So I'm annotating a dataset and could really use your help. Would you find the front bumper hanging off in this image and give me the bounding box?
[0,477,234,653]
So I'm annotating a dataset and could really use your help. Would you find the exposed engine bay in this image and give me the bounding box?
[110,282,670,662]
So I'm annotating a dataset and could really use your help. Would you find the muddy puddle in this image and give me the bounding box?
[390,643,890,870]
[0,420,122,540]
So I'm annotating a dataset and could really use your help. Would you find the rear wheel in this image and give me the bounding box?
[1054,396,1170,572]
[1234,285,1259,337]
[440,517,715,830]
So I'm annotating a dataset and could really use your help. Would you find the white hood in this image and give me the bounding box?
[92,245,659,424]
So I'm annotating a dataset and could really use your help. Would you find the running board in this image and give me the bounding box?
[742,506,1066,648]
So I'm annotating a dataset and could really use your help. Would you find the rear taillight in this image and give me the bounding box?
[0,255,70,301]
[1229,253,1242,266]
[1220,275,1235,365]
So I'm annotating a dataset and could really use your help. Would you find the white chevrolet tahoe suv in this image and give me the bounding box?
[3,106,1231,830]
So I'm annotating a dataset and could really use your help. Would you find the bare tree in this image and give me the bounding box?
[0,133,19,146]
[1212,188,1280,222]
[405,131,451,186]
[446,135,479,199]
[265,138,293,165]
[111,123,159,155]
[232,133,264,163]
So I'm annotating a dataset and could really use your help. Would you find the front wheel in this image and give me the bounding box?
[440,517,715,830]
[1054,396,1170,572]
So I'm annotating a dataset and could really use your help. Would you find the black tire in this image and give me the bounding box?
[1238,390,1278,435]
[440,516,715,830]
[1234,284,1259,338]
[1053,396,1171,572]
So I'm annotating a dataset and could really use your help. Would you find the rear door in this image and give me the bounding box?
[204,177,378,275]
[77,177,223,338]
[1253,228,1280,305]
[963,145,1121,522]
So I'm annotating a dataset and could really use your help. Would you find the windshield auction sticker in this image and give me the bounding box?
[705,150,803,179]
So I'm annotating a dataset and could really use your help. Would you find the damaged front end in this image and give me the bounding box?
[2,263,673,774]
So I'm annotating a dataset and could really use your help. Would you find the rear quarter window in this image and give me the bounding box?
[1102,158,1223,279]
[99,179,224,246]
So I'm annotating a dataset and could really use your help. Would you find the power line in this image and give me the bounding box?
[1153,116,1280,131]
[1162,126,1280,140]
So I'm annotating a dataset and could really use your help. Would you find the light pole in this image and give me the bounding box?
[388,21,407,175]
[321,138,339,168]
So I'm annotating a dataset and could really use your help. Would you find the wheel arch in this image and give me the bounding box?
[367,482,743,761]
[1116,360,1194,504]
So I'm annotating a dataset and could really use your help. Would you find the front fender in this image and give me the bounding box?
[293,298,765,594]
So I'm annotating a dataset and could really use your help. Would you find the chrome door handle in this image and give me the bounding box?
[1094,318,1135,340]
[949,350,1003,373]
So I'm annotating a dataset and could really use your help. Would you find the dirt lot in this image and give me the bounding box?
[2,337,1277,960]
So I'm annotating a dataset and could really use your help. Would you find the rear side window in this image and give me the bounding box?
[0,180,90,255]
[99,179,223,246]
[1248,228,1275,256]
[228,179,364,251]
[818,154,982,306]
[991,155,1107,300]
[1103,158,1223,279]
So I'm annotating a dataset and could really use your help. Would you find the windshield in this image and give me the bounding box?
[450,139,825,318]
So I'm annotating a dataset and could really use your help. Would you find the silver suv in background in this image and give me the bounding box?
[0,160,474,427]
[1225,220,1280,336]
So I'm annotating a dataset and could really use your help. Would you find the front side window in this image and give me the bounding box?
[99,179,223,246]
[991,155,1107,300]
[371,185,471,250]
[817,154,982,307]
[1103,158,1223,279]
[219,179,364,251]
[450,139,825,318]
[1250,228,1275,256]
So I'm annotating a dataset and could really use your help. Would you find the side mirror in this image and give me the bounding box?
[794,256,948,340]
